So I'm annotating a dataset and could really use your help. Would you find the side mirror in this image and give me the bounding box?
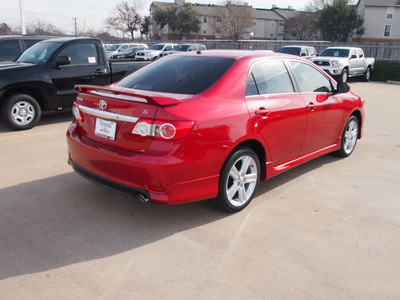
[54,56,71,67]
[336,82,349,94]
[351,54,357,59]
[301,53,306,56]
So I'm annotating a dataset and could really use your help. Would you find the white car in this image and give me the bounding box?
[135,43,177,61]
[106,43,148,58]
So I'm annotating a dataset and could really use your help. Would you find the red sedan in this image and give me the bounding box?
[67,50,365,212]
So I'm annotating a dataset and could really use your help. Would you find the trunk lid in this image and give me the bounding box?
[74,84,187,152]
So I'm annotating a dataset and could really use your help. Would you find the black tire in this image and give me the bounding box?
[363,67,371,82]
[339,69,349,83]
[1,94,41,130]
[212,147,260,213]
[335,116,359,158]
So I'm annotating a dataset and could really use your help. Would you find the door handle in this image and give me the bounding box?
[95,68,107,74]
[255,108,270,116]
[307,102,317,110]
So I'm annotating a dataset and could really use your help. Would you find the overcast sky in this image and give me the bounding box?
[1,0,310,35]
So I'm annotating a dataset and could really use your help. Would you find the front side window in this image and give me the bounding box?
[384,24,392,37]
[58,43,98,65]
[116,56,235,95]
[289,61,332,93]
[246,60,294,96]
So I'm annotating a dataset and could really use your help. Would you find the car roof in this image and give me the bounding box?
[174,49,297,61]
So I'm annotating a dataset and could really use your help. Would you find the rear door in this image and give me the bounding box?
[288,60,344,155]
[51,42,111,108]
[244,60,307,166]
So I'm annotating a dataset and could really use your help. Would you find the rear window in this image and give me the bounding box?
[276,47,301,56]
[0,40,21,61]
[116,56,235,95]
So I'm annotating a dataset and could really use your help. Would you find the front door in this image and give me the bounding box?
[51,42,111,108]
[245,60,307,166]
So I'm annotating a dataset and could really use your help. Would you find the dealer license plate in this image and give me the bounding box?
[95,118,117,140]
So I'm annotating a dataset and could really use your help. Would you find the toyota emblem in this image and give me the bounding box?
[99,100,107,110]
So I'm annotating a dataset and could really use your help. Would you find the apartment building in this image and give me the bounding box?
[149,0,295,41]
[357,0,400,42]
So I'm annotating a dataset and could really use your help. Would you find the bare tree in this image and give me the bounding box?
[26,19,64,35]
[0,22,13,35]
[284,12,319,40]
[217,1,253,42]
[105,0,143,40]
[304,0,357,11]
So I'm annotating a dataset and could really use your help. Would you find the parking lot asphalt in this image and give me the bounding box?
[1,82,400,299]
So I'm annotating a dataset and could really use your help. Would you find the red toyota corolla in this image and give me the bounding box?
[67,50,365,212]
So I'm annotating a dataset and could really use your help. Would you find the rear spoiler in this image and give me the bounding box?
[75,84,184,106]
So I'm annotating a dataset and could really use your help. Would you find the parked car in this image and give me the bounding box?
[0,35,57,61]
[135,43,177,61]
[159,43,207,57]
[0,37,150,130]
[311,47,375,82]
[109,47,146,60]
[276,45,316,59]
[67,50,365,212]
[105,43,148,58]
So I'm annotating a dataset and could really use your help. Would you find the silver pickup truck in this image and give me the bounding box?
[311,47,375,82]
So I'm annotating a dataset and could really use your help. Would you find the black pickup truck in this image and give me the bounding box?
[0,37,148,130]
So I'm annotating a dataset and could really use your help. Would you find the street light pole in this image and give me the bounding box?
[19,0,26,35]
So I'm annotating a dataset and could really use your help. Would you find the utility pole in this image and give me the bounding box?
[73,18,77,36]
[19,0,26,35]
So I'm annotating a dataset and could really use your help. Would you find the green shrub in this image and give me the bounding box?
[372,60,400,82]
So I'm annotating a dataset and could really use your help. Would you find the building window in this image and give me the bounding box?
[384,24,392,37]
[279,21,285,27]
[203,30,207,34]
[204,17,207,23]
[387,7,394,20]
[216,28,221,34]
[217,16,222,22]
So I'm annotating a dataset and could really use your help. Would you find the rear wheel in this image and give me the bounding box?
[1,94,41,130]
[213,147,260,212]
[363,67,371,82]
[335,116,359,157]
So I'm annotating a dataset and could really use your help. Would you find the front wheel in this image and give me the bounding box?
[213,147,260,213]
[1,94,41,130]
[339,69,349,83]
[335,116,359,157]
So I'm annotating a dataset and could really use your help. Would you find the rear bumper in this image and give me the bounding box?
[66,123,221,204]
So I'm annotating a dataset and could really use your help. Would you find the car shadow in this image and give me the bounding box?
[0,153,341,280]
[0,172,224,280]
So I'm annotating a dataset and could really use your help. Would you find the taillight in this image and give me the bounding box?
[72,103,83,121]
[132,119,194,140]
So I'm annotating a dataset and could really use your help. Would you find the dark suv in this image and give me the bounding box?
[0,35,56,61]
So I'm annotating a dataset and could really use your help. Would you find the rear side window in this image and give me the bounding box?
[289,61,332,93]
[116,56,235,95]
[0,40,20,61]
[246,60,294,96]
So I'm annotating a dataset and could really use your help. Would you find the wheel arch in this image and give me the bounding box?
[227,139,267,181]
[0,84,48,113]
[351,110,363,138]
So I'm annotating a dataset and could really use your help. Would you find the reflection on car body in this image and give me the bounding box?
[67,50,365,212]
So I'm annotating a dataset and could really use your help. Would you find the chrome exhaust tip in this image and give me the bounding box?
[139,194,150,203]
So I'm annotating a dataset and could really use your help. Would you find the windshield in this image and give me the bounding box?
[172,45,190,51]
[276,47,301,56]
[17,41,62,64]
[106,45,121,51]
[149,44,165,51]
[122,48,137,54]
[320,48,350,58]
[116,55,235,95]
